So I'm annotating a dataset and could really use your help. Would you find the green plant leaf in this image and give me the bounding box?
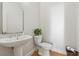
[34,28,42,36]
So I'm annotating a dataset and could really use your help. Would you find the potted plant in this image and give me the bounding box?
[33,28,42,43]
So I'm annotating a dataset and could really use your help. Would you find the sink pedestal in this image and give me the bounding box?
[13,46,23,56]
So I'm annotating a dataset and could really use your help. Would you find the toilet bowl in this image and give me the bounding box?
[34,35,53,56]
[38,42,52,56]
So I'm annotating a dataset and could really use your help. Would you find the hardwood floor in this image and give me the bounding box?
[32,50,40,56]
[49,50,66,56]
[32,50,66,56]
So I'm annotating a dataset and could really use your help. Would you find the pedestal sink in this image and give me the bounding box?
[0,34,32,56]
[0,34,32,47]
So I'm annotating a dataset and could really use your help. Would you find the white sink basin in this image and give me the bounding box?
[0,34,32,47]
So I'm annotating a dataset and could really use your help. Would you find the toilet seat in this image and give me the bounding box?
[39,42,52,50]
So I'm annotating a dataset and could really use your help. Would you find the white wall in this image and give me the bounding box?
[76,3,79,50]
[64,2,79,51]
[40,2,65,52]
[64,3,77,49]
[40,2,79,52]
[22,2,40,35]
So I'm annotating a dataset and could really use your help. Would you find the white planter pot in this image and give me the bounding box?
[34,35,42,44]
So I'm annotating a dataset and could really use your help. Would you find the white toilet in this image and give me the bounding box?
[34,36,53,56]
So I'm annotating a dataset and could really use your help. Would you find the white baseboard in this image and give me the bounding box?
[25,48,35,56]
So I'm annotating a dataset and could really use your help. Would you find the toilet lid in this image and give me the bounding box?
[39,42,52,49]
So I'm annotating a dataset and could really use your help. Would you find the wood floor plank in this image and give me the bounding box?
[32,50,66,56]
